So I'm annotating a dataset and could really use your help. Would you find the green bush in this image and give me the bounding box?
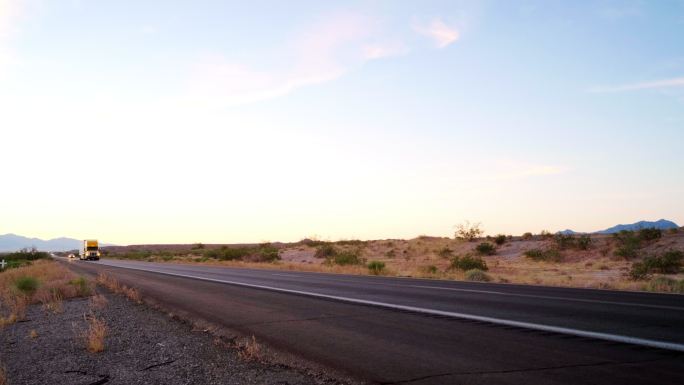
[494,234,507,246]
[576,235,592,250]
[524,248,563,262]
[332,250,363,265]
[553,233,576,250]
[15,276,39,294]
[613,231,641,259]
[424,265,438,274]
[464,269,491,282]
[314,244,337,259]
[69,276,92,296]
[645,277,684,293]
[255,244,280,262]
[475,242,496,256]
[4,248,51,261]
[629,250,683,279]
[638,227,662,242]
[367,261,386,275]
[451,254,488,271]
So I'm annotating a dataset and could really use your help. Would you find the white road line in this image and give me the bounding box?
[96,262,684,353]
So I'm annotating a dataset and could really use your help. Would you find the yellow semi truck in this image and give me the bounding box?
[79,239,101,261]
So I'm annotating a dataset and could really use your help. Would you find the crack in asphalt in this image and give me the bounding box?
[230,313,361,328]
[63,370,110,385]
[142,359,176,371]
[380,356,677,384]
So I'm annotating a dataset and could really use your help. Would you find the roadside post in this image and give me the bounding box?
[0,259,6,270]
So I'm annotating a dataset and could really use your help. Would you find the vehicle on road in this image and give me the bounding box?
[79,239,101,261]
[68,253,76,259]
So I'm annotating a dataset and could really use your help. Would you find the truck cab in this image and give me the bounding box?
[80,240,101,261]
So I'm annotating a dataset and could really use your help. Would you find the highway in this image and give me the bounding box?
[64,258,684,384]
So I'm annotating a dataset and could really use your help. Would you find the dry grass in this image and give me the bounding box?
[0,363,6,385]
[29,329,38,339]
[96,273,142,304]
[0,261,91,327]
[237,335,263,362]
[84,314,107,353]
[89,294,108,310]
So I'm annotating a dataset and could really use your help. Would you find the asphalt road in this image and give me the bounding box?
[63,258,684,384]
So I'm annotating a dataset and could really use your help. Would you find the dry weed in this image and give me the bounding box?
[29,329,38,339]
[84,314,107,353]
[237,335,263,362]
[0,363,6,385]
[89,294,108,310]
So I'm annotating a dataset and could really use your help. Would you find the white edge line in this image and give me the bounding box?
[98,262,684,353]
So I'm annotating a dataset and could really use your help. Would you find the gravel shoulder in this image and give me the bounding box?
[1,291,353,385]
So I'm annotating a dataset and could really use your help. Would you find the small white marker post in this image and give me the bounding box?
[0,259,6,270]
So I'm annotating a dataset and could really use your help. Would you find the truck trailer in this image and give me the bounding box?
[80,240,101,261]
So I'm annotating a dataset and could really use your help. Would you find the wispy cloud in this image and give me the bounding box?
[187,12,406,106]
[590,77,684,93]
[413,18,460,48]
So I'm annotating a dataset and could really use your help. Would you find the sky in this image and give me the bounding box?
[1,0,683,245]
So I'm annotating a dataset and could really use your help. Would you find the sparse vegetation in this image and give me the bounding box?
[367,261,386,275]
[638,227,662,242]
[576,235,592,250]
[522,232,533,240]
[437,246,453,258]
[475,242,496,256]
[85,315,107,353]
[524,248,563,262]
[613,231,641,259]
[451,254,488,271]
[454,221,483,242]
[314,243,337,259]
[237,335,263,362]
[629,250,683,280]
[330,250,363,266]
[494,234,507,246]
[644,277,684,293]
[69,276,92,296]
[464,269,491,282]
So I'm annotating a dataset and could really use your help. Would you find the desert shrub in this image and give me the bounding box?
[424,265,438,274]
[669,228,679,234]
[524,248,562,262]
[554,233,576,250]
[314,243,337,258]
[3,248,50,262]
[540,230,553,239]
[577,235,592,250]
[464,269,491,282]
[69,276,92,296]
[454,221,483,242]
[367,261,386,275]
[298,238,327,247]
[451,254,488,271]
[336,239,366,246]
[255,244,280,262]
[116,250,152,260]
[475,242,496,256]
[638,227,662,242]
[494,234,507,246]
[331,250,362,265]
[385,249,396,258]
[205,246,251,261]
[613,231,641,259]
[645,277,684,293]
[192,243,205,250]
[437,246,454,258]
[629,250,683,279]
[14,276,39,294]
[522,232,533,240]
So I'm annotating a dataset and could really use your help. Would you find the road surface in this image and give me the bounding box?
[63,258,684,385]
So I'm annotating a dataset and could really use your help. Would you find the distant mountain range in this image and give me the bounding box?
[559,219,679,235]
[0,234,114,252]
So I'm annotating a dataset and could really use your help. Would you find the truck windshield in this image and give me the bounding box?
[87,246,99,251]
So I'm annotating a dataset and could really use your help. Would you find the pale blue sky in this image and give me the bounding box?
[1,0,683,244]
